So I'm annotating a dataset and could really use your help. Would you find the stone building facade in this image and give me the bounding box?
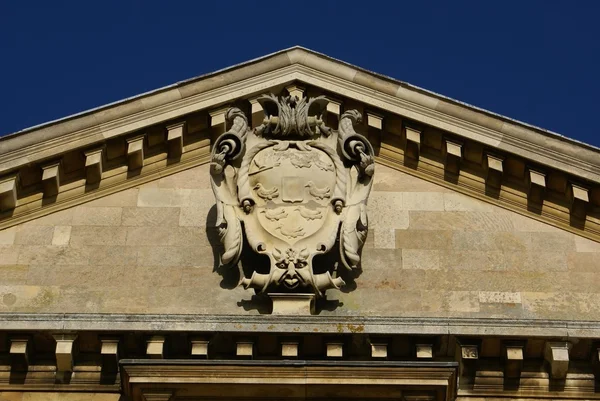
[0,47,599,400]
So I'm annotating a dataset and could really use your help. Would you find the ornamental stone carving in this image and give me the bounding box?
[210,94,374,306]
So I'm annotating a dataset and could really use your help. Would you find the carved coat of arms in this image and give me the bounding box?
[210,94,374,298]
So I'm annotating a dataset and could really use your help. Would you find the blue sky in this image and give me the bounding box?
[1,1,599,147]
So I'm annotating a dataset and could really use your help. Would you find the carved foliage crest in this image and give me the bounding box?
[210,94,374,297]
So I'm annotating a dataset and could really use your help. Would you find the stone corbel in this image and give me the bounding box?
[404,126,421,160]
[326,97,342,116]
[366,111,384,130]
[544,341,571,379]
[166,122,185,158]
[146,335,166,359]
[504,342,524,379]
[456,342,479,377]
[567,183,589,220]
[443,139,463,175]
[0,173,18,212]
[484,153,504,188]
[285,84,305,99]
[370,341,388,359]
[41,160,61,198]
[84,148,104,184]
[236,340,254,359]
[416,343,433,359]
[190,337,209,358]
[281,341,300,358]
[209,106,229,135]
[326,342,344,358]
[248,97,264,129]
[527,168,546,203]
[9,336,30,371]
[126,135,145,171]
[100,337,120,372]
[53,333,78,374]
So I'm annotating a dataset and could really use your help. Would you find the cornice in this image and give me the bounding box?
[0,313,598,338]
[2,47,598,182]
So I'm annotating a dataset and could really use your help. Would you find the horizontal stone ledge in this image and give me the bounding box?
[0,313,593,338]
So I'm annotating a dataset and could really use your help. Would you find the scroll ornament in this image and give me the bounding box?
[210,94,374,298]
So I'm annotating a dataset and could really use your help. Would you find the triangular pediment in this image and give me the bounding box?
[0,46,598,242]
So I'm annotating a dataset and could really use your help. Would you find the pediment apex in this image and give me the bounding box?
[1,48,599,240]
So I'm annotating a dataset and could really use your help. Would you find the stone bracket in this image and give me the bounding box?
[166,122,185,158]
[0,173,18,212]
[484,153,504,188]
[41,160,61,197]
[544,341,571,379]
[527,168,546,203]
[126,135,145,171]
[404,126,421,160]
[147,335,166,359]
[142,389,174,401]
[568,183,589,220]
[281,341,300,358]
[326,341,344,358]
[416,343,434,359]
[504,341,524,379]
[100,336,120,372]
[9,335,31,371]
[84,148,104,184]
[443,139,463,175]
[285,84,305,99]
[370,341,388,359]
[367,111,384,130]
[236,340,254,359]
[53,333,78,373]
[456,341,479,378]
[190,337,209,358]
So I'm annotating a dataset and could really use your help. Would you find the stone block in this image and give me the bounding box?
[0,227,16,245]
[14,226,54,245]
[483,153,504,188]
[91,246,138,266]
[72,207,122,226]
[443,193,496,212]
[0,174,18,211]
[404,126,421,160]
[402,249,440,270]
[157,165,211,189]
[100,337,120,372]
[374,229,395,249]
[478,291,521,304]
[568,252,600,272]
[84,188,139,207]
[368,192,408,230]
[416,344,433,359]
[0,265,28,284]
[69,226,127,247]
[402,192,444,211]
[567,183,589,219]
[121,207,180,226]
[574,237,600,252]
[395,229,452,250]
[53,333,77,373]
[527,168,546,203]
[0,245,19,265]
[51,226,72,246]
[17,246,89,265]
[270,293,315,315]
[409,211,514,231]
[23,209,74,226]
[370,342,387,358]
[443,139,462,175]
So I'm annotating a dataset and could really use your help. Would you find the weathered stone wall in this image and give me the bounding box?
[0,163,598,319]
[0,392,121,401]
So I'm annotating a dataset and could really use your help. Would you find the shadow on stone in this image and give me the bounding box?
[237,294,272,314]
[315,297,343,314]
[526,198,543,215]
[484,183,501,200]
